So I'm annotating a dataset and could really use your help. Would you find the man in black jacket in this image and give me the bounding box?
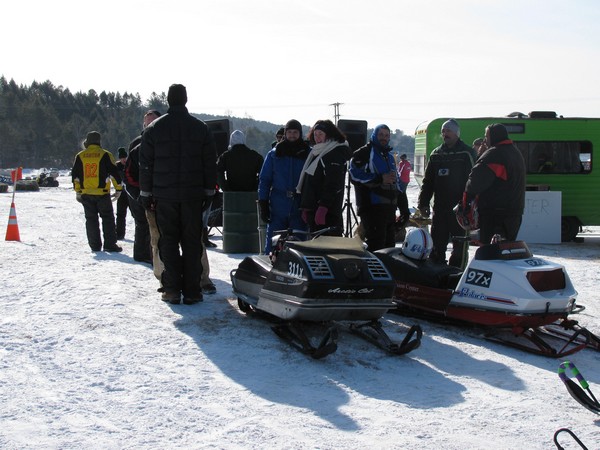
[217,130,264,191]
[418,119,477,268]
[464,123,526,244]
[115,147,129,239]
[139,84,218,305]
[124,110,161,265]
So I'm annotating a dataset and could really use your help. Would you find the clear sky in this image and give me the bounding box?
[3,0,600,134]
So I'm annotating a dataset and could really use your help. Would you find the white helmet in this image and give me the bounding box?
[402,228,433,260]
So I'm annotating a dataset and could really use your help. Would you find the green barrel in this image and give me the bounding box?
[222,191,261,253]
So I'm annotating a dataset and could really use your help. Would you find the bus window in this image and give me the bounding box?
[414,154,426,178]
[580,153,591,171]
[518,141,591,175]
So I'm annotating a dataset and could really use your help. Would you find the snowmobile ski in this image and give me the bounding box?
[553,428,590,450]
[347,320,423,355]
[483,325,590,358]
[540,319,600,353]
[558,361,600,414]
[272,321,338,359]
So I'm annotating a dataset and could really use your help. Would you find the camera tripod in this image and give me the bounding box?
[341,171,359,238]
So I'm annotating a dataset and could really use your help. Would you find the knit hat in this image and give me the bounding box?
[167,84,187,106]
[228,130,246,149]
[487,123,509,146]
[276,127,284,137]
[118,147,127,158]
[441,119,460,137]
[84,131,101,148]
[285,119,303,135]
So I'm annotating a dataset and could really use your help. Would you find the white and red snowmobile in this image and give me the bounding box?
[375,228,600,358]
[230,228,422,359]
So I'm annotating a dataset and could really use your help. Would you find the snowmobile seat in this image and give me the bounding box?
[376,248,462,290]
[285,236,366,255]
[475,240,532,261]
[234,255,273,284]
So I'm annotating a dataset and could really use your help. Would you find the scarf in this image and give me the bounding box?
[296,140,347,194]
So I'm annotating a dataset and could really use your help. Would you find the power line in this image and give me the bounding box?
[329,102,343,125]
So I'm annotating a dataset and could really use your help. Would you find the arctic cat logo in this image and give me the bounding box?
[328,287,374,294]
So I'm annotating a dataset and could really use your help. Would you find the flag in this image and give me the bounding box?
[10,167,22,183]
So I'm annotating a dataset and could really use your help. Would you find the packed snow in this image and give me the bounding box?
[0,177,599,449]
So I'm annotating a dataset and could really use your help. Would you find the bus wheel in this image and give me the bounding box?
[561,216,580,242]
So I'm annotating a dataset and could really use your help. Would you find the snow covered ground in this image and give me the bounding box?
[0,177,599,449]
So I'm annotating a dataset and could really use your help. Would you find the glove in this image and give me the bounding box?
[111,191,121,202]
[301,208,310,224]
[396,214,409,228]
[258,200,270,223]
[417,205,430,218]
[314,205,328,226]
[140,194,155,211]
[75,193,83,203]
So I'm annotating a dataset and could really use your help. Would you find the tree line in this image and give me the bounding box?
[0,76,414,169]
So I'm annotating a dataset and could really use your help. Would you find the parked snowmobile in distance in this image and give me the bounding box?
[375,228,600,358]
[230,228,422,359]
[36,171,59,187]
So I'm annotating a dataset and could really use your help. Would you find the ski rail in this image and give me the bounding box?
[553,428,589,450]
[558,361,600,414]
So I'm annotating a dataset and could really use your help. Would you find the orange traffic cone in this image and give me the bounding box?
[5,202,21,241]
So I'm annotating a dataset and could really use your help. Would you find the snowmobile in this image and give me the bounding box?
[230,228,422,359]
[375,228,600,358]
[36,171,59,187]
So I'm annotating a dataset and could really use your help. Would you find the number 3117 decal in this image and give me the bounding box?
[288,262,304,278]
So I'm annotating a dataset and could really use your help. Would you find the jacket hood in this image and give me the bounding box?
[370,124,392,152]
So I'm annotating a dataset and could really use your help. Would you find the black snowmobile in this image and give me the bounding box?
[36,171,59,187]
[230,228,422,359]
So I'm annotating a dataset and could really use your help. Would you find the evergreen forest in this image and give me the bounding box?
[0,76,414,169]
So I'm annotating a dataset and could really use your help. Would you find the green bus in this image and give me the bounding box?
[413,112,597,242]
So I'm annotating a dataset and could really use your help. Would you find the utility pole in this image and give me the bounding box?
[330,102,343,125]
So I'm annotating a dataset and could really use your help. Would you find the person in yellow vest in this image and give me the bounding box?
[71,131,123,252]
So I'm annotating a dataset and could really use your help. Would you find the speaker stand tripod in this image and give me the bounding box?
[341,172,359,238]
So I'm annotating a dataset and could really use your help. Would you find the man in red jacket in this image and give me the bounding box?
[464,123,526,244]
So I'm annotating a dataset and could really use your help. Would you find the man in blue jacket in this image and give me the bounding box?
[258,119,310,254]
[349,124,401,251]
